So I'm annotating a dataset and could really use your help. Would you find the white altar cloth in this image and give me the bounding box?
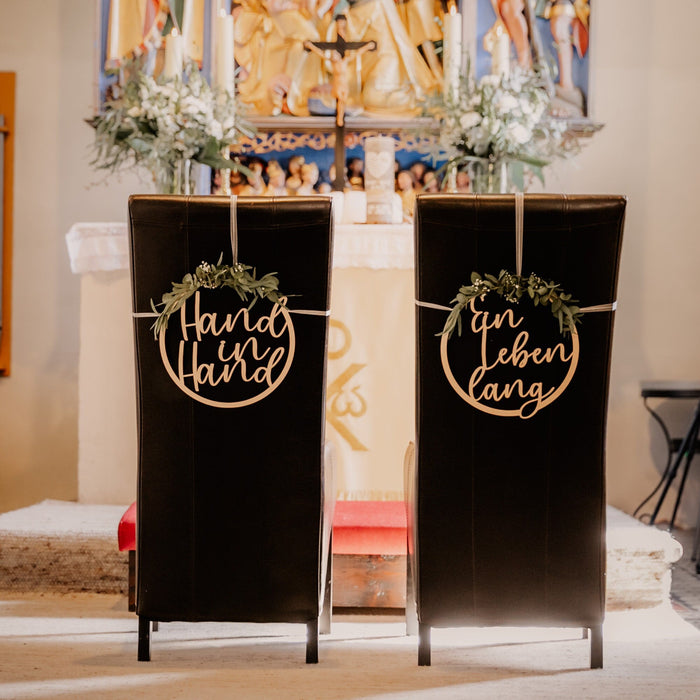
[67,221,414,504]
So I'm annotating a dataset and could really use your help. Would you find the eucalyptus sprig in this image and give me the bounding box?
[151,254,283,338]
[441,270,582,338]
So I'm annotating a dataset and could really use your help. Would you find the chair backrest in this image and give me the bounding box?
[412,194,626,629]
[129,195,333,623]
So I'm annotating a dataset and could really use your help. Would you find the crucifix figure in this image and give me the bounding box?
[304,15,377,191]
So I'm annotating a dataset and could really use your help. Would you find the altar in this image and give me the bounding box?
[66,217,414,504]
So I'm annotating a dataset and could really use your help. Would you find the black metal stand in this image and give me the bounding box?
[641,382,700,531]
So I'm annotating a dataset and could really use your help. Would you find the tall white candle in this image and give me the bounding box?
[215,10,235,94]
[163,28,184,80]
[491,28,510,78]
[443,7,462,100]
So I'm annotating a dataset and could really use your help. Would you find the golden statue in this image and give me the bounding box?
[235,0,438,117]
[343,0,438,116]
[397,0,444,82]
[234,0,327,116]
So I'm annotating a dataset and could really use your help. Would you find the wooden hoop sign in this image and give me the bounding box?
[159,289,295,408]
[440,297,579,419]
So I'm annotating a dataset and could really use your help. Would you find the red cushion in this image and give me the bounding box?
[118,501,136,551]
[117,499,408,556]
[332,501,407,555]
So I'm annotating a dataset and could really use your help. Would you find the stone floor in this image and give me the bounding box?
[667,526,700,629]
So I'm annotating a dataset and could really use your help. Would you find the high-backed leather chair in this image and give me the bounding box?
[408,194,626,668]
[128,195,334,663]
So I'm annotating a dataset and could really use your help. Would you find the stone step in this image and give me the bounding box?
[0,500,683,611]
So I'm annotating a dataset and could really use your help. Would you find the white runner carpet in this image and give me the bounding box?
[0,593,697,699]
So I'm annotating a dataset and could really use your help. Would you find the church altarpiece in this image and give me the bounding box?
[99,1,593,179]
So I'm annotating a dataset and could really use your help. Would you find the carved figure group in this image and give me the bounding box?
[233,0,441,118]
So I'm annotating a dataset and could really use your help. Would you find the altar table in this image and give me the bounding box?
[66,220,414,504]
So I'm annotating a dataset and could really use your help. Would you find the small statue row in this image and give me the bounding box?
[212,156,323,197]
[212,156,472,208]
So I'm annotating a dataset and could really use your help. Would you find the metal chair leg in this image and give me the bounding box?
[306,619,319,664]
[590,624,603,669]
[137,616,151,662]
[320,548,332,635]
[418,622,431,666]
[127,550,136,612]
[405,555,418,636]
[692,498,700,563]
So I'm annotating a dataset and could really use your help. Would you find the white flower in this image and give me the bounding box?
[479,74,500,88]
[488,118,502,136]
[496,94,519,113]
[210,121,223,140]
[506,122,530,144]
[459,111,481,129]
[180,95,208,117]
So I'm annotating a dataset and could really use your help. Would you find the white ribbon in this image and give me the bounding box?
[133,307,331,319]
[515,192,524,277]
[288,309,332,316]
[415,300,452,312]
[414,300,618,315]
[580,302,617,314]
[230,194,238,265]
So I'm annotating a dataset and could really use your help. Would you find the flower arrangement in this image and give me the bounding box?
[430,67,582,191]
[89,62,252,190]
[151,254,283,337]
[441,270,582,338]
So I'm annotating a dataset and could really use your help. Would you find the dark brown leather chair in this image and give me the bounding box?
[407,194,626,669]
[128,195,334,663]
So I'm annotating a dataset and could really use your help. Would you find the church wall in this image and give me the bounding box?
[547,1,700,527]
[0,0,699,526]
[0,0,139,513]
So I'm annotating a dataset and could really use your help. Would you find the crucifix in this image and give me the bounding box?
[304,15,376,191]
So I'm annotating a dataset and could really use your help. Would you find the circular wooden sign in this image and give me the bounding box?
[159,289,295,408]
[440,296,579,419]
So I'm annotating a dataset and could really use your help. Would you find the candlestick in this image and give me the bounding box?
[215,10,235,94]
[443,7,462,100]
[163,28,184,80]
[491,28,510,78]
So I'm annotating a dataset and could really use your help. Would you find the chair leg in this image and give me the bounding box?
[138,616,151,662]
[127,550,136,612]
[405,555,418,636]
[590,624,603,669]
[320,551,332,635]
[418,622,431,666]
[306,619,319,664]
